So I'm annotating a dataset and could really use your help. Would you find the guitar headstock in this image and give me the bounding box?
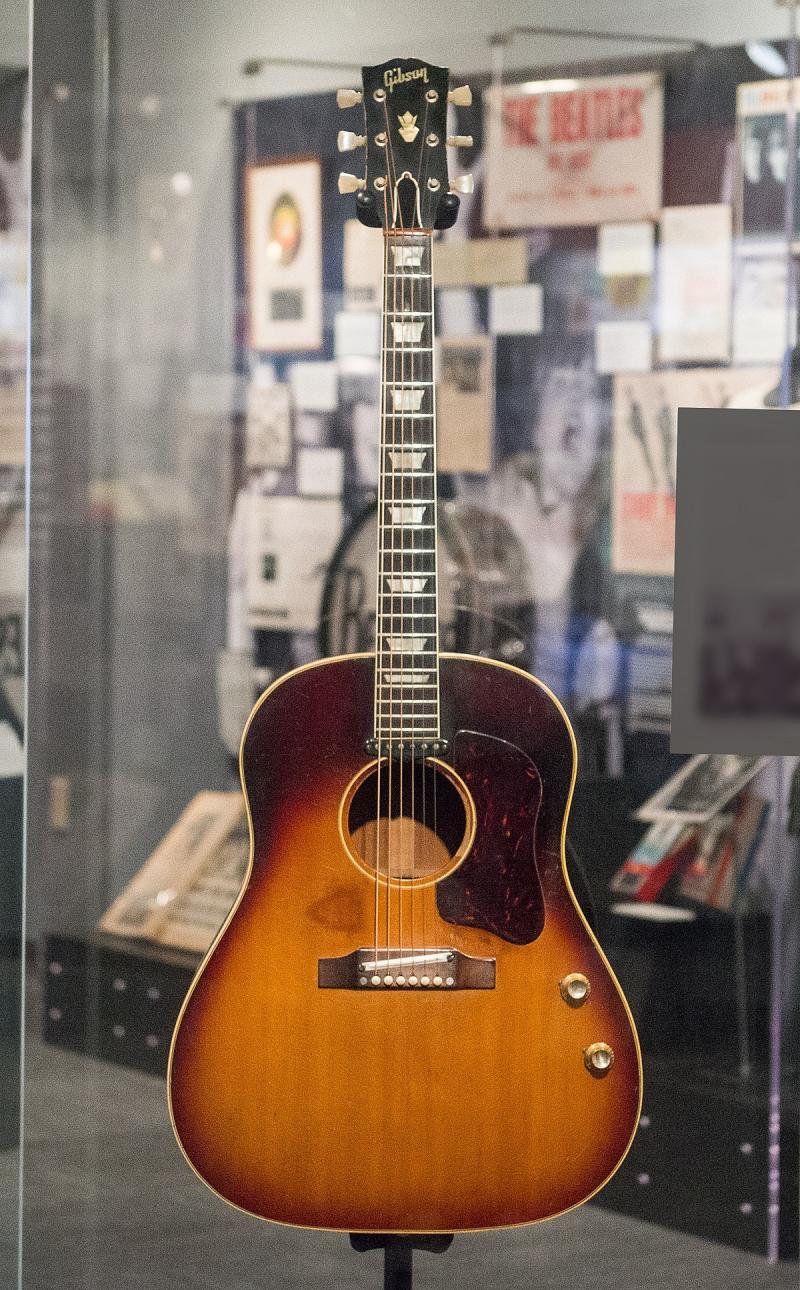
[337,58,473,233]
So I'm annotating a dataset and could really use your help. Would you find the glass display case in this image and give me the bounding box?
[14,1,800,1287]
[0,0,28,1284]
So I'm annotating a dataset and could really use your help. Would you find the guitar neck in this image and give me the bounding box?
[373,230,441,751]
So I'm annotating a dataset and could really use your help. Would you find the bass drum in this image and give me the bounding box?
[319,499,535,669]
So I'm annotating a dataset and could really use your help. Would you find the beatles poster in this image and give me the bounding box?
[484,72,663,229]
[612,368,777,575]
[246,159,322,352]
[737,79,800,240]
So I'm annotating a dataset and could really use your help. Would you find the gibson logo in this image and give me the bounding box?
[384,66,429,94]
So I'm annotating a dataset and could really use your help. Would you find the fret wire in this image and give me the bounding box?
[374,232,440,741]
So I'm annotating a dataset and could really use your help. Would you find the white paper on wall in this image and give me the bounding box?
[343,218,384,309]
[595,321,652,374]
[488,284,544,335]
[334,310,381,358]
[659,205,732,363]
[289,361,339,413]
[296,446,344,497]
[245,381,292,470]
[597,221,655,277]
[246,495,342,632]
[732,253,794,365]
[436,288,480,337]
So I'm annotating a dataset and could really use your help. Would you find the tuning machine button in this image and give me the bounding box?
[449,174,474,195]
[447,85,472,107]
[447,135,473,148]
[337,130,366,152]
[338,172,366,194]
[584,1042,615,1077]
[337,88,363,108]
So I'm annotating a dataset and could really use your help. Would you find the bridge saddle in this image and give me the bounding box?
[318,947,495,990]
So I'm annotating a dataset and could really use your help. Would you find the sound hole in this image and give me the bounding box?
[346,759,471,884]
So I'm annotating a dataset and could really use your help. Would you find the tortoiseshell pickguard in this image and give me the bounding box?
[436,729,544,944]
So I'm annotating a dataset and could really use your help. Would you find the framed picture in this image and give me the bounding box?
[484,73,663,229]
[246,158,322,353]
[635,755,769,824]
[436,335,494,474]
[99,791,247,950]
[611,366,777,575]
[736,79,800,241]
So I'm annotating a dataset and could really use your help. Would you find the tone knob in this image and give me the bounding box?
[337,130,366,152]
[450,174,474,195]
[447,135,474,148]
[337,88,363,108]
[338,172,366,194]
[584,1042,615,1077]
[448,85,472,107]
[559,973,591,1007]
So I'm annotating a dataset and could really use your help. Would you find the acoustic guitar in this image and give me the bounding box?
[169,57,642,1234]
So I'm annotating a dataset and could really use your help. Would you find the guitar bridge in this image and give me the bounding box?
[318,947,495,990]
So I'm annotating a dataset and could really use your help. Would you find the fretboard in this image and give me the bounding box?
[374,231,439,748]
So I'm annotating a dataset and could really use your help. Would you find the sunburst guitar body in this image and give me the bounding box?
[168,56,641,1235]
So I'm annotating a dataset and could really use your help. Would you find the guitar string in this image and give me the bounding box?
[373,203,391,967]
[415,97,432,968]
[382,94,401,971]
[407,226,416,964]
[408,229,416,965]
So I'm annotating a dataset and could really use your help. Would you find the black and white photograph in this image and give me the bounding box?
[636,752,769,823]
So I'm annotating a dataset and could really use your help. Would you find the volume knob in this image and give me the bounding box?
[337,88,363,108]
[338,172,366,194]
[584,1042,615,1077]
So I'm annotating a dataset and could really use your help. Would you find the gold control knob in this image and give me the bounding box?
[448,85,472,107]
[449,174,474,195]
[447,135,474,148]
[338,173,366,194]
[559,973,591,1007]
[584,1042,615,1077]
[337,130,366,152]
[337,88,363,108]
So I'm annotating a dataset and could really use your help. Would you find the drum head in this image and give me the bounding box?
[319,500,534,669]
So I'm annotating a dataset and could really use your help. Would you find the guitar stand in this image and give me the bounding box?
[350,1233,454,1290]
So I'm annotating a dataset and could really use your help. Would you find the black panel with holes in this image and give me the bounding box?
[43,931,199,1077]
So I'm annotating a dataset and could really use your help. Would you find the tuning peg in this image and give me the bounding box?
[338,172,366,194]
[449,173,474,195]
[337,130,366,152]
[446,135,473,148]
[447,85,472,107]
[337,88,363,108]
